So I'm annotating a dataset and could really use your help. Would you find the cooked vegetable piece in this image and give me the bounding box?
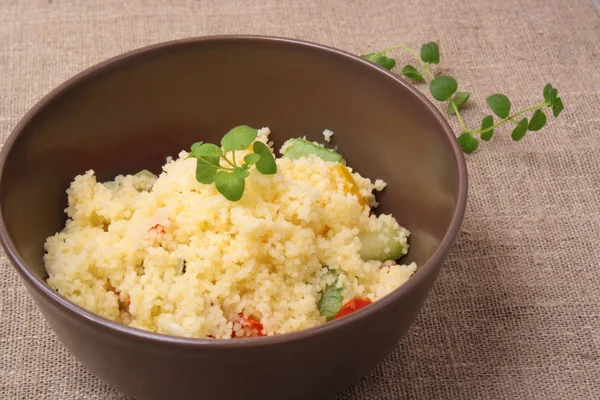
[282,138,345,164]
[148,224,165,234]
[134,169,158,179]
[133,169,158,192]
[335,297,372,319]
[358,218,406,261]
[317,280,344,321]
[237,314,266,337]
[335,164,369,208]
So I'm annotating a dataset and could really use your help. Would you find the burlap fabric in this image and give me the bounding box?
[1,1,599,399]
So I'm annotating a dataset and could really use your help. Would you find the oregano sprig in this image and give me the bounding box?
[361,43,564,154]
[188,125,276,201]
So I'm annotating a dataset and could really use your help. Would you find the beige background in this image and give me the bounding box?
[1,0,599,399]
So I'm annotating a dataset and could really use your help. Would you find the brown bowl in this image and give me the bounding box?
[0,36,467,400]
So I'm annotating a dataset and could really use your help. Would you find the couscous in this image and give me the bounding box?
[44,126,417,339]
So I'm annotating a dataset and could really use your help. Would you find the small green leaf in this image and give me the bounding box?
[552,97,564,117]
[253,141,277,175]
[528,109,547,131]
[543,83,554,104]
[190,141,203,152]
[190,141,221,185]
[235,166,250,179]
[214,170,245,201]
[221,125,258,152]
[486,94,511,119]
[362,53,378,61]
[458,132,479,154]
[480,115,495,141]
[429,76,458,101]
[361,53,396,70]
[189,143,222,158]
[375,55,396,70]
[401,65,425,82]
[420,42,440,64]
[317,281,343,321]
[448,92,470,114]
[243,153,261,166]
[195,161,220,184]
[511,118,528,141]
[542,84,559,107]
[549,88,558,107]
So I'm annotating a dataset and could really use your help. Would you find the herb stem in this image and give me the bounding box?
[363,43,563,153]
[231,151,237,166]
[421,64,435,80]
[220,154,237,169]
[468,102,546,135]
[451,102,469,132]
[379,45,426,69]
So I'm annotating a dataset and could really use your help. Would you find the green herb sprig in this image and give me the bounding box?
[188,125,276,201]
[363,43,564,153]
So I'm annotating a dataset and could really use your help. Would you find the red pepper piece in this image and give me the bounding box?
[335,297,372,319]
[238,313,266,337]
[148,224,165,234]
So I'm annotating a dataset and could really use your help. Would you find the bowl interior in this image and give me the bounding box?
[1,37,462,289]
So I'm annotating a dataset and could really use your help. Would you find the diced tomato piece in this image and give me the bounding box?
[335,297,372,319]
[369,211,375,216]
[238,313,266,337]
[148,224,165,234]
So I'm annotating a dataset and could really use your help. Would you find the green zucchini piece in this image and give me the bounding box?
[359,220,406,262]
[282,138,345,164]
[317,279,343,320]
[134,169,158,179]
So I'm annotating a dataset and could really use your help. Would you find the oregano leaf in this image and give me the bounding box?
[528,109,547,131]
[549,88,558,107]
[448,92,470,114]
[375,55,396,70]
[486,94,511,119]
[401,65,425,82]
[361,53,378,61]
[511,118,528,141]
[430,76,458,101]
[543,83,554,104]
[361,53,396,70]
[552,97,564,117]
[420,42,440,64]
[480,115,495,141]
[458,132,479,154]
